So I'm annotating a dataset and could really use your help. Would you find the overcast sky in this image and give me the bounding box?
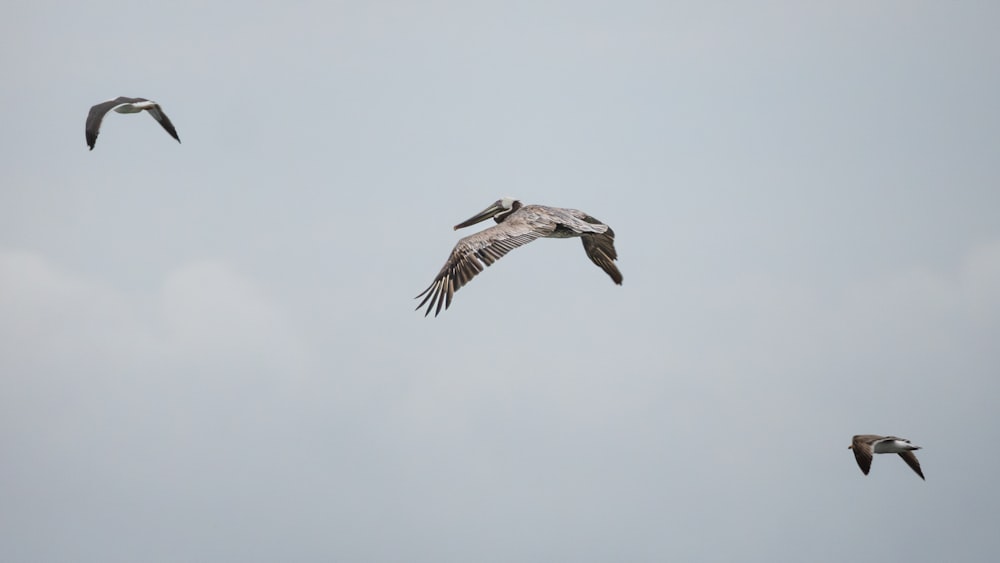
[2,1,999,561]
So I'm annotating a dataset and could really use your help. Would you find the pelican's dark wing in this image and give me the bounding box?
[416,218,546,317]
[580,216,622,285]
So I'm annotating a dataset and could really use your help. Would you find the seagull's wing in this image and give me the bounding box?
[897,451,925,480]
[85,99,124,150]
[851,435,876,475]
[144,103,181,143]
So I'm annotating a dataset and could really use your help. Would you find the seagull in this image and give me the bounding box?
[849,434,925,480]
[416,197,622,316]
[86,96,181,150]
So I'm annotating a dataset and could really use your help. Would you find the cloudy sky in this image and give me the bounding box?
[2,1,999,561]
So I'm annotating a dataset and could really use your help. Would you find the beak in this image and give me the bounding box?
[454,202,504,230]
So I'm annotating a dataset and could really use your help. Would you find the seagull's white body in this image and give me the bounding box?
[111,100,157,114]
[872,438,917,455]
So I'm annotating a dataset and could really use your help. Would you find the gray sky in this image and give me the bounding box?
[2,1,999,561]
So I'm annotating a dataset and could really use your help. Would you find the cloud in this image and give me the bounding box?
[961,239,1000,317]
[159,260,306,370]
[0,250,308,377]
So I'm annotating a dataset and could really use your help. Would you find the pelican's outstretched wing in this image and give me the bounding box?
[580,214,622,285]
[416,218,546,317]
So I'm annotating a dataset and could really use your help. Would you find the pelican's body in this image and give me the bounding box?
[416,197,622,316]
[86,96,181,150]
[848,434,925,480]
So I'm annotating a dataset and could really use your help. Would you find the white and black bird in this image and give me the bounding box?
[416,197,622,317]
[848,435,925,480]
[85,97,180,150]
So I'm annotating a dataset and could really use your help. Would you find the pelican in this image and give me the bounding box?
[848,435,925,480]
[416,197,622,316]
[86,96,181,150]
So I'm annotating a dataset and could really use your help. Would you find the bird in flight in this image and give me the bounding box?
[848,434,925,480]
[86,96,180,150]
[416,197,622,317]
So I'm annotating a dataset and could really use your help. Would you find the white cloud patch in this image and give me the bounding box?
[0,250,308,377]
[159,260,306,370]
[961,239,1000,317]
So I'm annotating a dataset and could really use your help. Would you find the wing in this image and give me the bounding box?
[85,99,122,150]
[144,104,181,143]
[578,213,622,285]
[415,219,546,317]
[581,227,622,285]
[851,436,874,475]
[897,451,925,480]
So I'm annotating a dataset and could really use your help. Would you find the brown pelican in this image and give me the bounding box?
[86,97,181,150]
[416,197,622,316]
[848,435,925,480]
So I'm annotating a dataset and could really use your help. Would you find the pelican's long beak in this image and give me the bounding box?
[454,202,504,230]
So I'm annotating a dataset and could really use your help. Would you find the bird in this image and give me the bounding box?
[848,434,925,480]
[415,197,622,316]
[85,96,181,150]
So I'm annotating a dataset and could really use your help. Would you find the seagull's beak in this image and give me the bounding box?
[454,202,504,230]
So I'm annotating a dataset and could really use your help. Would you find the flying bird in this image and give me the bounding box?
[416,197,622,316]
[848,434,925,480]
[86,97,181,150]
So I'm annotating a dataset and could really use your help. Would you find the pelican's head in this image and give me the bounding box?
[453,197,522,230]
